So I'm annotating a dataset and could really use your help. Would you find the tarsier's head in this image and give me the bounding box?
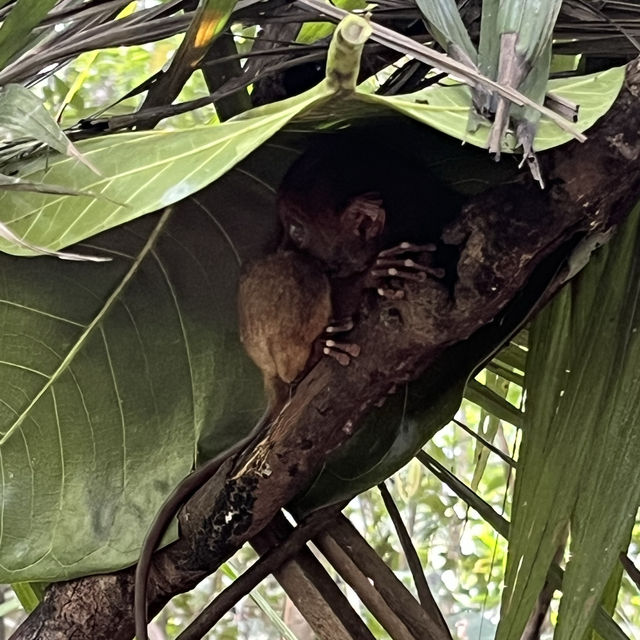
[279,190,385,276]
[277,140,387,277]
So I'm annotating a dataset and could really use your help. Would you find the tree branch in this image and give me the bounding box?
[378,482,449,635]
[251,511,377,640]
[317,516,452,640]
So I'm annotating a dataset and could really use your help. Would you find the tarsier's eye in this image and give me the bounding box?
[288,222,307,247]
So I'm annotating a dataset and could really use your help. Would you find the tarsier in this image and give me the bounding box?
[240,133,454,406]
[134,132,456,640]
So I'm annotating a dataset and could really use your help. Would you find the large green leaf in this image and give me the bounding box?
[289,63,622,154]
[0,83,330,257]
[358,65,624,153]
[0,25,619,263]
[0,141,297,581]
[497,204,640,640]
[1,113,490,581]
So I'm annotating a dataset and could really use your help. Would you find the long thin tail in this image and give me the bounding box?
[134,405,273,640]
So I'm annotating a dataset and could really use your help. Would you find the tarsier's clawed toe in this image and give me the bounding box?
[321,317,360,366]
[376,287,406,300]
[372,241,446,298]
[377,241,437,257]
[323,339,361,366]
[325,318,355,334]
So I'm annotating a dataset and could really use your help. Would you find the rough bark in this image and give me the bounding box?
[14,59,640,640]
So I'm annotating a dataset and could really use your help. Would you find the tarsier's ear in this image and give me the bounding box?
[340,192,386,240]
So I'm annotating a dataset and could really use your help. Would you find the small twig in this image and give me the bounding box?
[252,511,376,640]
[201,42,326,65]
[175,506,341,640]
[453,418,516,468]
[315,530,415,640]
[88,51,327,131]
[201,35,252,122]
[378,481,449,635]
[620,552,640,590]
[417,451,510,538]
[319,515,453,640]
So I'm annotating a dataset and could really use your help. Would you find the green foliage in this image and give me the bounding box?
[0,93,325,256]
[0,84,80,157]
[415,0,477,63]
[297,0,368,44]
[498,205,640,640]
[11,582,45,613]
[470,371,509,491]
[362,65,624,153]
[0,0,57,69]
[494,0,563,68]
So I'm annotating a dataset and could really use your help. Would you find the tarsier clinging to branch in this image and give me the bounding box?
[134,130,457,640]
[238,132,455,415]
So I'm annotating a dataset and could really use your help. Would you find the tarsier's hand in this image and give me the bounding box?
[370,242,446,299]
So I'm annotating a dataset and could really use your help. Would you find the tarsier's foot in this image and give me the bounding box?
[323,340,361,366]
[322,319,360,366]
[371,242,445,299]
